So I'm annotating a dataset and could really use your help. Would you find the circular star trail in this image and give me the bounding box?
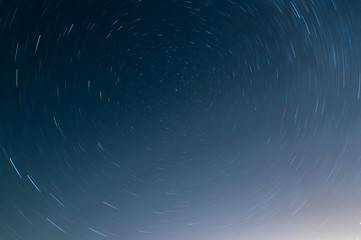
[1,0,361,239]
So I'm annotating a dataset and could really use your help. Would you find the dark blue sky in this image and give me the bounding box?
[1,0,361,239]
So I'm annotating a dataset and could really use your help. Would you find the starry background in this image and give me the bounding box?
[1,0,361,239]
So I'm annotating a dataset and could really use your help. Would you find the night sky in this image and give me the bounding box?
[1,0,361,239]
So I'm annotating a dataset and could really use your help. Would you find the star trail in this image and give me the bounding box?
[1,0,361,239]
